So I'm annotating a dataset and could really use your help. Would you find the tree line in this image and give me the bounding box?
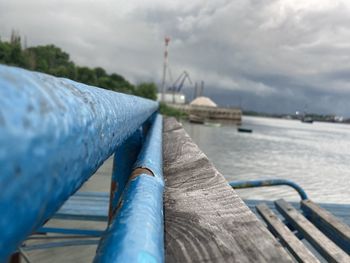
[0,32,157,100]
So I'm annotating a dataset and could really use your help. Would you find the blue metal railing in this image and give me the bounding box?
[0,65,160,261]
[108,128,144,221]
[94,114,164,263]
[229,179,308,200]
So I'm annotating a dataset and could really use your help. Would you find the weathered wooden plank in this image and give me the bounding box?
[275,199,350,262]
[163,117,293,262]
[244,200,350,226]
[301,199,350,254]
[25,160,112,263]
[257,203,320,263]
[53,192,109,221]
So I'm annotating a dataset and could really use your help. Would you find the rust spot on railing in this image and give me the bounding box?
[108,167,154,222]
[129,167,154,180]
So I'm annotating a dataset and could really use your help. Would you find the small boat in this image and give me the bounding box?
[188,114,205,124]
[238,127,252,133]
[301,116,313,123]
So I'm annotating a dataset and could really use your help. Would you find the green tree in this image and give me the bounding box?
[0,41,13,64]
[0,37,30,68]
[0,36,147,101]
[76,66,97,86]
[94,67,106,79]
[98,76,117,90]
[110,73,126,82]
[26,45,72,76]
[114,81,135,94]
[9,43,25,66]
[134,82,157,100]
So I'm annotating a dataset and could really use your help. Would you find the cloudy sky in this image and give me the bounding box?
[1,0,350,116]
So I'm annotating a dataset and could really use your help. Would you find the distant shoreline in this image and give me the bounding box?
[242,111,350,124]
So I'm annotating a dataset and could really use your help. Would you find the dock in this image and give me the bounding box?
[1,65,349,262]
[168,103,242,121]
[21,118,292,262]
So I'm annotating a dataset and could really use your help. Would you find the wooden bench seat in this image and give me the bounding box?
[255,199,349,262]
[54,192,109,221]
[301,199,350,253]
[256,203,320,263]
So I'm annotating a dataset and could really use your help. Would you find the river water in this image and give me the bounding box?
[182,116,350,204]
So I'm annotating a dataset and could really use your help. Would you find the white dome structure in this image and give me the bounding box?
[190,96,217,107]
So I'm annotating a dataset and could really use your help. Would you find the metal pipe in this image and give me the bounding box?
[108,128,143,222]
[94,114,164,263]
[229,179,308,200]
[132,114,163,181]
[0,65,158,261]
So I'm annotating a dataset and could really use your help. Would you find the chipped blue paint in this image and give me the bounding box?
[95,175,164,263]
[0,65,158,261]
[133,114,163,182]
[109,128,143,219]
[94,115,164,263]
[229,179,308,200]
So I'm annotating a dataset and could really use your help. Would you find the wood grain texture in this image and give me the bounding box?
[275,199,350,263]
[301,199,350,254]
[257,203,320,263]
[163,117,293,263]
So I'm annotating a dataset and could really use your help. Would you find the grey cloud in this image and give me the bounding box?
[1,0,350,116]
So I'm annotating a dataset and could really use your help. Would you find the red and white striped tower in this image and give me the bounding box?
[161,37,170,102]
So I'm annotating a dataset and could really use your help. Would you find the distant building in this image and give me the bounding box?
[157,92,186,104]
[170,96,241,122]
[335,116,344,122]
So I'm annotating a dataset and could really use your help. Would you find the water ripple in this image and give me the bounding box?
[182,117,350,204]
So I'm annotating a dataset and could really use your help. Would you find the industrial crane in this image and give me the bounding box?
[168,71,193,92]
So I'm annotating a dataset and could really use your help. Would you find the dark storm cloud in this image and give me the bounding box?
[1,0,350,115]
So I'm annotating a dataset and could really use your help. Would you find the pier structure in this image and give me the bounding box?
[169,103,242,121]
[0,65,277,262]
[1,65,349,262]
